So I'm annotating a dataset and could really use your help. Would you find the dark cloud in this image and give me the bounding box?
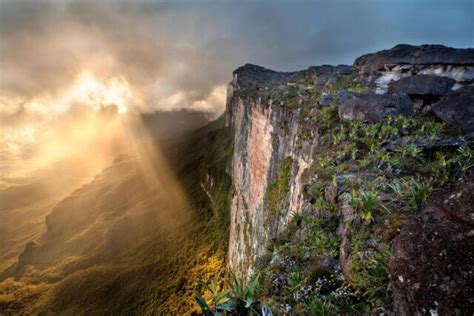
[0,0,472,112]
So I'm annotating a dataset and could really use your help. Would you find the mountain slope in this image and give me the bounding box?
[0,114,232,315]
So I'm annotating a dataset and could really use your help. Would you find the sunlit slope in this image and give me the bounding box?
[0,159,113,272]
[0,115,232,315]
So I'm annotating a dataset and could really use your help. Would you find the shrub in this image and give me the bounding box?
[195,272,260,315]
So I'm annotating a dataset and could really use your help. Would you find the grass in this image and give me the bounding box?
[348,246,392,310]
[350,190,379,222]
[195,272,260,315]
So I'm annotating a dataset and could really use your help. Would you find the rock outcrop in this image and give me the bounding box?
[388,75,456,104]
[390,173,474,315]
[354,44,474,93]
[431,85,474,137]
[337,91,414,122]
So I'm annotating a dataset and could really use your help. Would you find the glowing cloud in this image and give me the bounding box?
[64,72,134,114]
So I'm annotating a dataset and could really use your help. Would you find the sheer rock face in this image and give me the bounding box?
[354,44,474,94]
[390,173,474,316]
[227,65,328,278]
[431,86,474,137]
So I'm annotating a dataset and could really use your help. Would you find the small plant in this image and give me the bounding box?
[196,274,233,315]
[331,129,344,145]
[196,272,260,315]
[387,179,404,197]
[457,147,474,172]
[304,296,335,315]
[360,247,392,309]
[350,191,378,222]
[348,245,392,311]
[435,152,449,167]
[350,147,359,161]
[398,115,410,130]
[287,270,304,294]
[409,178,432,211]
[458,146,474,159]
[420,120,443,138]
[401,144,421,158]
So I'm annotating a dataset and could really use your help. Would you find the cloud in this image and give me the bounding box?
[0,0,471,115]
[0,0,471,183]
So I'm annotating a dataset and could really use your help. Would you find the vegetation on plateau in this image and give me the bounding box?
[254,96,473,313]
[198,73,473,314]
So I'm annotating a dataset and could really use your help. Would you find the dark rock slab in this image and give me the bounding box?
[390,173,474,315]
[388,74,456,96]
[431,86,474,136]
[354,44,474,77]
[233,64,296,89]
[319,93,334,107]
[385,136,470,152]
[337,91,414,122]
[232,63,352,90]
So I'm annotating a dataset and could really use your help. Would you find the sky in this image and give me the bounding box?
[0,0,472,115]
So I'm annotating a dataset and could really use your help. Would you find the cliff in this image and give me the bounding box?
[226,64,353,277]
[224,44,474,314]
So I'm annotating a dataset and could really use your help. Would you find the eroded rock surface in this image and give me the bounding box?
[388,74,456,98]
[227,64,330,278]
[337,91,414,122]
[354,44,474,93]
[390,173,474,315]
[385,136,469,152]
[431,86,474,137]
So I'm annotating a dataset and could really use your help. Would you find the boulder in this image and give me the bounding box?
[388,74,456,96]
[337,91,414,122]
[319,93,334,107]
[390,173,474,315]
[431,86,474,136]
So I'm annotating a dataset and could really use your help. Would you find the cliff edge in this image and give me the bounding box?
[225,44,474,314]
